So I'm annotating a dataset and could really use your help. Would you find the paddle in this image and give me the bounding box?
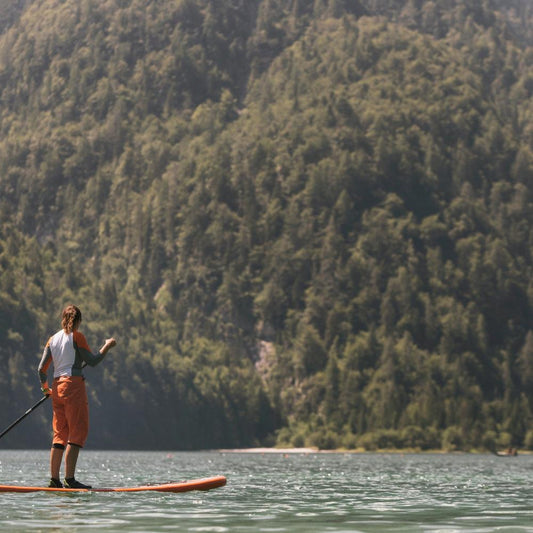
[0,395,49,440]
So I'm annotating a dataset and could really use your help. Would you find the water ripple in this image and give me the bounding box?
[1,451,533,532]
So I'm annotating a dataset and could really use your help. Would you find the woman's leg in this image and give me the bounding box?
[50,445,64,480]
[65,443,81,479]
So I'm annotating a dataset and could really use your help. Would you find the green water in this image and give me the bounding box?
[1,450,532,532]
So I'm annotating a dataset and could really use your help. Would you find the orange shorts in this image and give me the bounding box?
[52,376,89,448]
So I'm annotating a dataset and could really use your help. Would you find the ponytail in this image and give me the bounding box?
[62,305,82,333]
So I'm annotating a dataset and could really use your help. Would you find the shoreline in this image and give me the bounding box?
[219,447,319,454]
[218,447,529,455]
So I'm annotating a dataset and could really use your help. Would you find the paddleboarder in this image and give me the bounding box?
[38,304,117,489]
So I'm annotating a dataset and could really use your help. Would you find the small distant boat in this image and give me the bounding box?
[494,448,518,457]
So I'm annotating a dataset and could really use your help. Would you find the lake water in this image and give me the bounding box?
[0,450,532,532]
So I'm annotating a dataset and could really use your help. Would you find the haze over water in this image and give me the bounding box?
[1,450,532,532]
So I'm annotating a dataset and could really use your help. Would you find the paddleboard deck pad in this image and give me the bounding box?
[0,475,226,493]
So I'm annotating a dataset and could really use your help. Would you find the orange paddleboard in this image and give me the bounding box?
[0,475,227,493]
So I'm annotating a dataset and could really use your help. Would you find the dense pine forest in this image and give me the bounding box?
[1,0,533,451]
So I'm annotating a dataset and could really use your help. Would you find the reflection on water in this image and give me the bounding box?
[1,450,533,532]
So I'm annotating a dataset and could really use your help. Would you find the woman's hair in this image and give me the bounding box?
[62,305,82,333]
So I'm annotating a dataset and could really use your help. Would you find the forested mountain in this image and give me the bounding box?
[1,0,532,451]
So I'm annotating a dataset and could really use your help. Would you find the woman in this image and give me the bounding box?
[38,305,116,489]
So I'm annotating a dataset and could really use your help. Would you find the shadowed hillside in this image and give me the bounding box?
[1,0,533,451]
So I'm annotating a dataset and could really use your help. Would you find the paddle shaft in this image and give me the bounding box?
[0,395,49,440]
